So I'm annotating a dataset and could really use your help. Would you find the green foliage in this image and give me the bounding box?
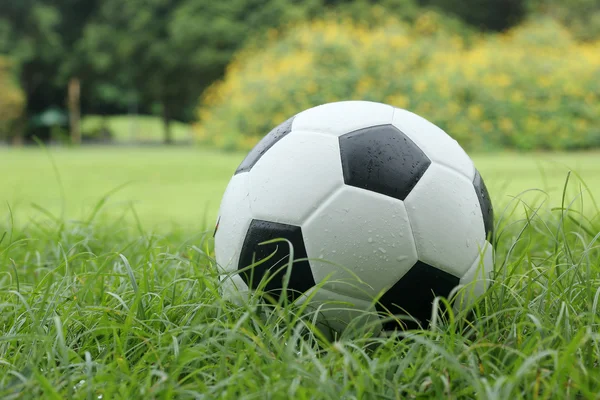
[0,57,25,139]
[194,17,600,152]
[0,0,102,85]
[530,0,600,40]
[0,1,64,67]
[1,0,599,147]
[306,0,422,22]
[0,159,600,398]
[83,0,308,143]
[1,0,598,144]
[421,0,528,31]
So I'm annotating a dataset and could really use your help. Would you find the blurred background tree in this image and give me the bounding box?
[0,0,64,144]
[81,0,305,144]
[0,0,598,147]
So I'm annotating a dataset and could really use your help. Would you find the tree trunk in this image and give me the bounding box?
[68,77,81,145]
[11,132,24,146]
[162,100,173,145]
[11,114,26,146]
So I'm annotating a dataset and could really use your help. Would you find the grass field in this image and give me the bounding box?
[1,147,599,398]
[2,147,600,229]
[81,115,193,144]
[1,147,235,231]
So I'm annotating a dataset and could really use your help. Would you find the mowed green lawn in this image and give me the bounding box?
[2,147,600,231]
[81,115,193,143]
[1,146,235,231]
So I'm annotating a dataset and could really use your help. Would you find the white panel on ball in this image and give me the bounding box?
[392,108,475,180]
[220,275,249,303]
[303,185,418,301]
[454,241,494,311]
[405,163,486,277]
[214,172,252,280]
[248,131,345,225]
[292,101,394,137]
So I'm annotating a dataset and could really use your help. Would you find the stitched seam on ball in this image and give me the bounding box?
[301,184,346,229]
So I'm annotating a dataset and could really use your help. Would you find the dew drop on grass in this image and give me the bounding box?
[73,380,86,392]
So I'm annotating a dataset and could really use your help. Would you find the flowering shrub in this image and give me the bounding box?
[194,15,600,151]
[415,18,600,150]
[0,57,25,139]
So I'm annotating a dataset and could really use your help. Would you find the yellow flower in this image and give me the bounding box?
[414,81,427,94]
[510,91,524,103]
[499,118,514,132]
[193,16,600,152]
[447,102,461,116]
[585,93,595,104]
[467,104,484,120]
[537,76,552,88]
[482,121,493,132]
[386,94,410,108]
[575,119,588,131]
[306,81,318,94]
[484,73,512,88]
[525,117,541,133]
[355,77,374,96]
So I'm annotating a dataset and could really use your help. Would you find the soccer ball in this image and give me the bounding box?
[214,101,494,333]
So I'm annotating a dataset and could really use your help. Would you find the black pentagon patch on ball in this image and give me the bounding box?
[235,116,295,175]
[238,219,315,302]
[473,169,494,242]
[339,124,431,201]
[375,261,460,331]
